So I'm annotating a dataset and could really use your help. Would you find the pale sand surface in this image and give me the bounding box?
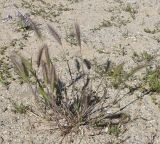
[0,0,160,143]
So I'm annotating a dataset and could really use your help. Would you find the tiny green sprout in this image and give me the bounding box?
[142,52,153,62]
[132,51,153,63]
[108,63,125,88]
[12,103,29,114]
[124,4,138,19]
[146,67,160,93]
[108,124,121,137]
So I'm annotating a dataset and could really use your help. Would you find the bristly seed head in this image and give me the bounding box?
[37,46,44,67]
[50,63,57,91]
[83,59,91,70]
[44,45,50,68]
[74,23,81,47]
[75,58,81,72]
[47,24,62,46]
[41,60,49,84]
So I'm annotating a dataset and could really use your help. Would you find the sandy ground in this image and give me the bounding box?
[1,0,160,143]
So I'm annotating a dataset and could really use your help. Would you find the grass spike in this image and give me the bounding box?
[50,63,57,91]
[44,44,50,68]
[41,60,49,84]
[75,23,81,47]
[75,58,80,72]
[83,59,91,70]
[47,24,62,45]
[37,46,44,67]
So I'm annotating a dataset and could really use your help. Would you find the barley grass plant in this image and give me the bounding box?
[11,22,132,143]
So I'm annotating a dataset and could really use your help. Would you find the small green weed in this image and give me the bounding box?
[107,63,126,88]
[94,60,148,89]
[108,124,121,137]
[12,102,29,114]
[123,4,138,19]
[91,20,113,32]
[132,51,153,63]
[94,61,124,86]
[146,67,160,93]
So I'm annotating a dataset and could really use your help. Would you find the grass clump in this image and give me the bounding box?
[11,22,130,142]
